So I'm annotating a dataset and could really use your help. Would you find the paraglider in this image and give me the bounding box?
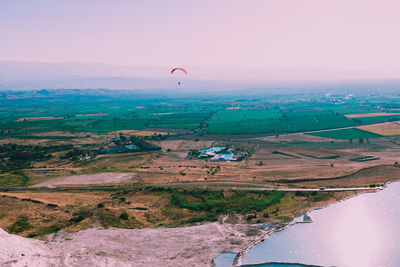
[171,67,187,86]
[171,68,187,75]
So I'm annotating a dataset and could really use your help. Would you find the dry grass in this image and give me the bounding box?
[1,191,106,206]
[75,113,108,116]
[159,139,216,151]
[0,185,366,240]
[262,133,334,142]
[15,117,63,122]
[0,189,205,236]
[19,134,398,187]
[151,112,174,115]
[283,165,400,188]
[7,132,395,190]
[357,122,400,136]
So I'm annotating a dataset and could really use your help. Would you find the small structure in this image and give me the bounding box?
[133,139,160,151]
[211,153,234,161]
[124,145,137,150]
[98,145,124,154]
[196,146,247,162]
[199,147,224,158]
[129,136,160,151]
[349,156,380,162]
[111,138,122,145]
[99,136,159,154]
[80,153,92,161]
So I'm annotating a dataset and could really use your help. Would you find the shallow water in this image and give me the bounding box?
[213,252,237,267]
[216,182,400,267]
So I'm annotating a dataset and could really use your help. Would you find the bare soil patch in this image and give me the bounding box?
[15,117,63,122]
[32,172,137,188]
[75,113,108,116]
[160,140,216,151]
[357,122,400,136]
[152,112,175,115]
[0,223,267,267]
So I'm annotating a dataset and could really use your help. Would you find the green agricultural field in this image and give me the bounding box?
[204,107,357,134]
[306,128,383,140]
[1,90,399,136]
[351,115,400,124]
[0,92,222,135]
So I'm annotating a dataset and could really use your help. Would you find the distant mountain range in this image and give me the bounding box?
[0,61,399,92]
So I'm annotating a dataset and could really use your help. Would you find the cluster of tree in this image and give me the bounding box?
[61,148,85,160]
[1,144,73,153]
[9,151,50,161]
[0,158,31,172]
[0,151,50,172]
[128,136,160,151]
[60,148,97,161]
[118,132,169,142]
[145,133,170,141]
[0,144,77,172]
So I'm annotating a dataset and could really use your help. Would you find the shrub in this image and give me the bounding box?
[296,191,314,197]
[9,216,32,233]
[169,190,285,221]
[97,210,120,227]
[119,212,129,220]
[246,214,257,221]
[311,192,331,202]
[70,209,93,223]
[133,207,147,210]
[37,225,62,235]
[70,214,85,223]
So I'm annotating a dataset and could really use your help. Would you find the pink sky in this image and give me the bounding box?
[1,0,400,78]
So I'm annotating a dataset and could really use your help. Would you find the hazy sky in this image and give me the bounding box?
[1,0,400,76]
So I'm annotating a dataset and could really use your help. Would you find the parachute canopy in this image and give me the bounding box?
[171,68,187,75]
